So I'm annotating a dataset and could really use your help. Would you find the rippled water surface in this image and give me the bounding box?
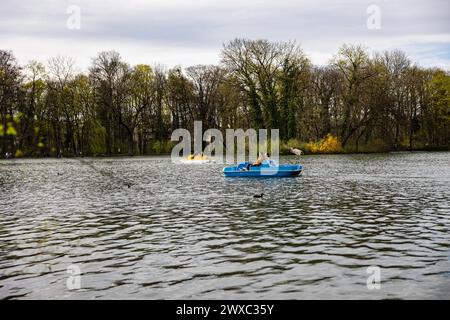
[0,152,449,299]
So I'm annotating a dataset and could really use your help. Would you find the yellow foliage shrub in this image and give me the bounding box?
[6,122,17,136]
[306,134,343,154]
[15,149,23,158]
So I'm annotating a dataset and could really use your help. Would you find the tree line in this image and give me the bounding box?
[0,39,449,157]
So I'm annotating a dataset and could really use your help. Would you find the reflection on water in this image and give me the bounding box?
[0,152,449,299]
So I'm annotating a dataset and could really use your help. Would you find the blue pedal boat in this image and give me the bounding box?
[223,160,302,178]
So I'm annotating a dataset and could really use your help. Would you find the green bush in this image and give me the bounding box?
[88,121,106,155]
[152,140,163,154]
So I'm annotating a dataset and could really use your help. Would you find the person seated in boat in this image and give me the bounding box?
[246,153,268,170]
[254,152,269,166]
[193,152,202,160]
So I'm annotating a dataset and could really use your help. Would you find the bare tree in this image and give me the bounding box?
[186,65,225,129]
[90,51,129,155]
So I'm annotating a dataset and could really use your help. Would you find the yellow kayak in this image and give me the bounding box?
[180,155,214,164]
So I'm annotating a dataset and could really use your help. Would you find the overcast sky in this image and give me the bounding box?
[1,0,449,71]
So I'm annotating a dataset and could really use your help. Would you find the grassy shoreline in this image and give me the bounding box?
[2,146,448,160]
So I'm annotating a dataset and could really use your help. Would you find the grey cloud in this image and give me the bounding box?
[0,0,449,68]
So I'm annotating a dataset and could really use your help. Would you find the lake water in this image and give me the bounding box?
[0,152,449,299]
